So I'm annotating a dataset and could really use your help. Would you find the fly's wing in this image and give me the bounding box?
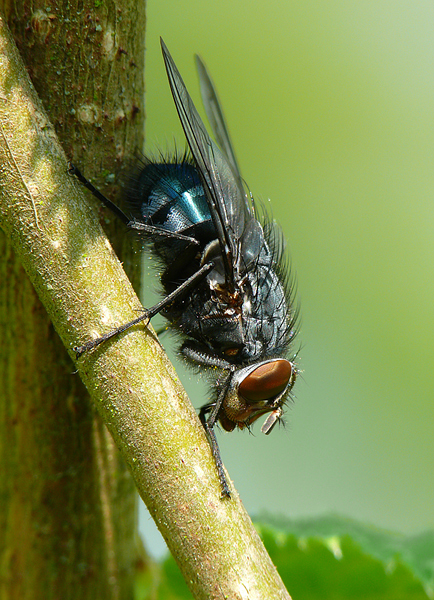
[194,55,242,185]
[194,54,270,275]
[161,39,264,283]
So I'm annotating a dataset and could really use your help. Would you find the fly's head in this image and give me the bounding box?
[219,359,297,434]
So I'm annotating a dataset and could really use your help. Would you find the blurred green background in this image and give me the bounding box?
[139,0,434,556]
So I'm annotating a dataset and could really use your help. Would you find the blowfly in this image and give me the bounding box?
[71,39,299,497]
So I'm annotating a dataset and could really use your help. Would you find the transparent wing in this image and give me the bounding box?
[161,38,260,284]
[195,54,242,185]
[193,53,269,278]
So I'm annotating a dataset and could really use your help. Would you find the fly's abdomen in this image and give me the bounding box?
[131,161,215,245]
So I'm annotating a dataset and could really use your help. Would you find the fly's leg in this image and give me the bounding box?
[74,262,213,357]
[183,346,233,497]
[69,163,134,227]
[199,374,232,498]
[74,311,150,356]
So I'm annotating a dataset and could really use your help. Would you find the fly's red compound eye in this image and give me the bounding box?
[238,359,293,402]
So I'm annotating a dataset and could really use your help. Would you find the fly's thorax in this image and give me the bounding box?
[219,359,296,432]
[201,238,227,285]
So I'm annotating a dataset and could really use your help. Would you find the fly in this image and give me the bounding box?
[71,38,299,497]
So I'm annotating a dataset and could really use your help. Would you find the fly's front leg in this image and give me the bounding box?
[199,373,232,498]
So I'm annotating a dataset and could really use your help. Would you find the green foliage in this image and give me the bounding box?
[136,516,434,599]
[257,521,431,599]
[257,515,434,598]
